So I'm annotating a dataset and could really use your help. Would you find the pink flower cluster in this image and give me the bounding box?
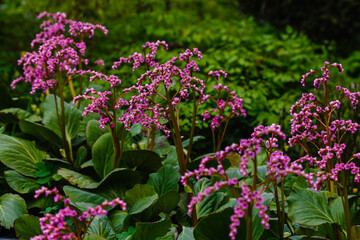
[182,124,314,240]
[290,62,360,188]
[31,187,126,240]
[112,40,168,71]
[12,11,108,94]
[229,183,269,239]
[201,81,246,130]
[300,61,343,89]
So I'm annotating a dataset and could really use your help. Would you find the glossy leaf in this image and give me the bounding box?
[0,134,46,177]
[92,132,114,178]
[14,214,41,240]
[132,217,171,240]
[85,119,109,148]
[87,215,116,240]
[19,120,62,147]
[58,168,98,188]
[288,188,344,227]
[178,227,195,240]
[5,170,40,194]
[41,94,82,141]
[84,233,108,240]
[0,194,28,229]
[120,150,162,176]
[148,165,180,196]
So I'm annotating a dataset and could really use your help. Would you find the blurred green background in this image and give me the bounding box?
[1,0,360,145]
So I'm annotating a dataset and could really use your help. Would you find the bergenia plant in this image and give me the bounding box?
[31,186,126,240]
[75,41,246,174]
[289,61,360,239]
[182,124,315,240]
[11,11,108,165]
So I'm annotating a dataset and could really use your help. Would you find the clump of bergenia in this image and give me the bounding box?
[75,40,246,174]
[182,124,315,240]
[11,11,109,165]
[12,11,108,95]
[289,61,360,238]
[31,186,126,240]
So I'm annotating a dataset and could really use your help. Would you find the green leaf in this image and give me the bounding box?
[151,191,180,216]
[95,168,141,192]
[84,233,108,240]
[197,192,226,219]
[41,94,82,141]
[86,119,109,148]
[14,215,41,240]
[178,227,195,240]
[124,184,158,215]
[92,132,114,178]
[87,215,116,240]
[19,120,62,147]
[57,168,99,188]
[109,211,128,232]
[63,186,106,210]
[130,194,158,215]
[0,108,41,125]
[0,194,28,229]
[132,217,171,240]
[120,150,162,176]
[75,146,88,167]
[35,169,51,177]
[5,170,40,194]
[288,188,344,227]
[117,226,135,240]
[0,134,47,177]
[193,208,235,240]
[148,165,180,195]
[130,123,142,137]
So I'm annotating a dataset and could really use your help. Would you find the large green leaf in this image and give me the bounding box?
[0,194,28,229]
[197,192,227,219]
[193,208,235,240]
[129,194,158,215]
[0,134,47,177]
[95,168,142,194]
[19,120,62,147]
[178,227,195,240]
[120,150,162,176]
[63,185,106,210]
[84,233,108,240]
[88,215,117,240]
[132,217,171,240]
[58,168,98,188]
[61,168,141,201]
[5,170,40,194]
[41,94,82,141]
[151,191,180,216]
[109,211,128,232]
[92,132,114,178]
[86,119,109,148]
[148,165,180,195]
[288,188,344,227]
[124,184,158,215]
[14,215,41,240]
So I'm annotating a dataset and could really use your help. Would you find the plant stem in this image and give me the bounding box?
[246,208,253,240]
[56,71,74,165]
[274,180,284,240]
[185,91,198,167]
[341,171,352,240]
[165,88,186,174]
